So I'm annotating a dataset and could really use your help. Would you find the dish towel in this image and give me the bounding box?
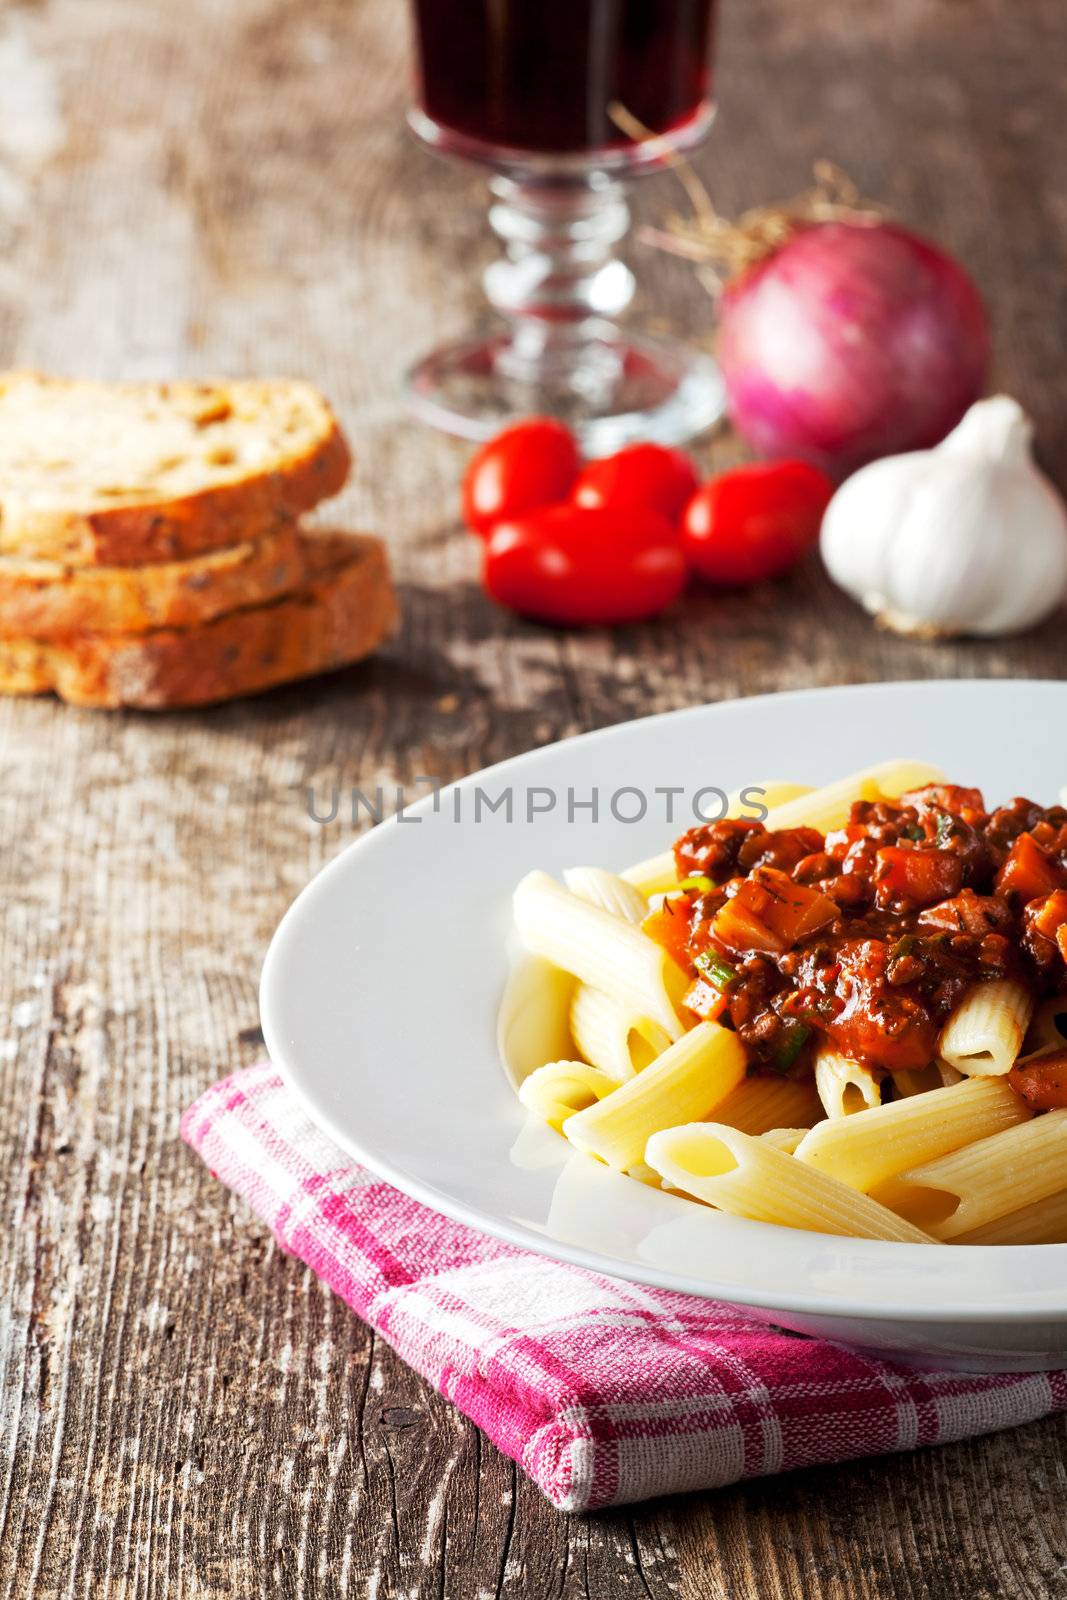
[182,1062,1067,1513]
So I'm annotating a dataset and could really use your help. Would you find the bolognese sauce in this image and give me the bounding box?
[642,784,1067,1105]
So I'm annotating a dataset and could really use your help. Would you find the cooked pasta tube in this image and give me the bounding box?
[814,1048,882,1118]
[872,1109,1067,1240]
[794,1077,1031,1193]
[955,1186,1067,1246]
[626,1162,664,1188]
[1018,995,1067,1063]
[569,984,671,1082]
[939,979,1033,1076]
[891,1064,940,1099]
[760,1127,809,1154]
[562,867,648,925]
[712,1073,824,1136]
[761,759,945,834]
[497,953,576,1093]
[645,1123,933,1242]
[621,781,814,896]
[891,1061,964,1097]
[618,850,681,900]
[562,1021,746,1171]
[518,1060,619,1131]
[513,870,687,1041]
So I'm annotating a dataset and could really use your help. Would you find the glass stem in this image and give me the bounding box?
[483,174,635,402]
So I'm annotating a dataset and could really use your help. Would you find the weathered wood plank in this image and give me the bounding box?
[0,0,1065,1594]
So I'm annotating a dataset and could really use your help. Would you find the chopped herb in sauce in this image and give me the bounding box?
[693,950,738,990]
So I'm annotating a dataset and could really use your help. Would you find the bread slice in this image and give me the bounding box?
[0,532,397,709]
[0,522,307,637]
[0,373,351,566]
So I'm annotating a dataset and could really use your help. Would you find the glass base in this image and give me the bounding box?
[407,103,717,180]
[405,323,726,454]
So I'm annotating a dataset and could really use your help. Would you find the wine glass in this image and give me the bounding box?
[405,0,725,453]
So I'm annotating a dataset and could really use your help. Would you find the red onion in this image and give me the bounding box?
[716,220,990,478]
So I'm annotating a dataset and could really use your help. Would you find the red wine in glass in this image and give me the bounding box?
[406,0,725,450]
[412,0,718,157]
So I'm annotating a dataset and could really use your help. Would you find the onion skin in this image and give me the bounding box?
[717,220,990,478]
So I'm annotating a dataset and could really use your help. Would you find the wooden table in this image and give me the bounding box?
[2,0,1066,1593]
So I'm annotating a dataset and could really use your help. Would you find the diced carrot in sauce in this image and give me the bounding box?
[641,900,694,972]
[712,867,837,955]
[996,832,1065,902]
[1008,1048,1067,1109]
[1031,888,1067,940]
[682,976,729,1022]
[874,846,962,910]
[711,892,782,955]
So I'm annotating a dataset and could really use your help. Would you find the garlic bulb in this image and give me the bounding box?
[820,396,1067,636]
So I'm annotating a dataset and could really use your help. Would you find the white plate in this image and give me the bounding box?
[261,680,1067,1371]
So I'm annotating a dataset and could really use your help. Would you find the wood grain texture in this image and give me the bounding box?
[1,0,1066,1594]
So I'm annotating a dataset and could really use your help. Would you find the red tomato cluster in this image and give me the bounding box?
[462,419,834,627]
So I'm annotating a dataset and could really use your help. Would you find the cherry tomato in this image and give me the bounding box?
[572,442,700,523]
[483,504,686,626]
[462,418,581,538]
[681,460,835,585]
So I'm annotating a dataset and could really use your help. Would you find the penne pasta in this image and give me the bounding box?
[760,759,945,834]
[759,1127,809,1154]
[873,1109,1067,1240]
[890,1064,940,1099]
[562,866,648,925]
[562,1021,746,1171]
[814,1047,882,1118]
[939,979,1033,1077]
[497,953,576,1093]
[518,1060,619,1131]
[793,1077,1031,1193]
[1017,995,1067,1064]
[621,781,814,896]
[619,849,682,900]
[513,870,688,1041]
[955,1186,1067,1246]
[712,1073,824,1136]
[891,1061,964,1097]
[569,983,671,1082]
[645,1123,933,1242]
[626,1161,665,1188]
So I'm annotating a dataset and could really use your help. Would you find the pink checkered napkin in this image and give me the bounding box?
[182,1063,1067,1513]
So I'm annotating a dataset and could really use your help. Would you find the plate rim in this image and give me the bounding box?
[261,678,1067,1327]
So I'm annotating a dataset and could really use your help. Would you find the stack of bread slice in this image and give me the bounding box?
[0,373,397,708]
